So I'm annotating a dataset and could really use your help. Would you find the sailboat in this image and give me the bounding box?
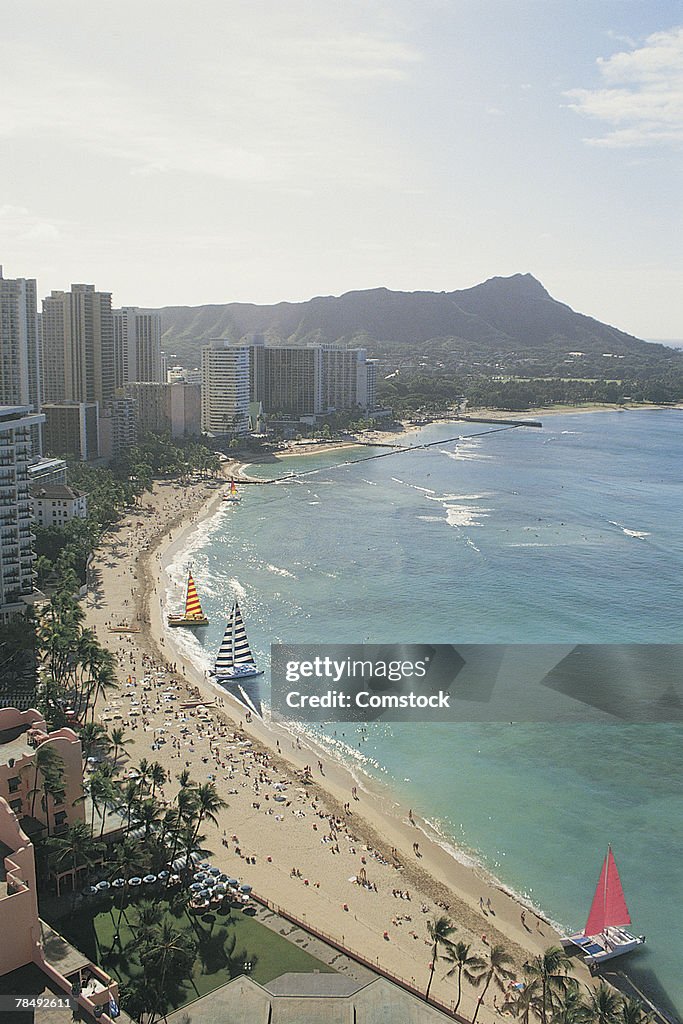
[563,846,645,967]
[223,479,240,503]
[167,572,209,627]
[209,600,263,680]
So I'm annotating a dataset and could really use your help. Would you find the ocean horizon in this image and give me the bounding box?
[166,410,683,1017]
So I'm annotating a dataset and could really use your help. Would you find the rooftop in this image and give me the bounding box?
[263,972,364,997]
[30,484,84,501]
[0,724,32,767]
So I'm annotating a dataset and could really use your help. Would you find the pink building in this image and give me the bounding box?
[0,708,85,841]
[0,709,120,1017]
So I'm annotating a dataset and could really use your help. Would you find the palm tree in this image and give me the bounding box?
[23,744,65,824]
[551,983,592,1024]
[136,757,153,795]
[189,782,227,849]
[108,835,145,947]
[138,797,163,840]
[523,946,573,1024]
[109,726,133,768]
[149,761,167,800]
[471,943,515,1024]
[586,983,624,1024]
[88,767,118,838]
[164,788,199,875]
[79,722,112,765]
[425,915,457,1001]
[620,997,653,1024]
[140,920,198,1024]
[134,899,164,943]
[442,941,485,1016]
[119,778,142,834]
[47,821,104,902]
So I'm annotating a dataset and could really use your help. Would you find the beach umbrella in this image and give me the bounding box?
[214,883,227,894]
[190,882,204,892]
[227,878,239,887]
[143,874,157,884]
[209,866,221,875]
[193,872,207,882]
[158,870,169,881]
[240,884,252,894]
[96,880,110,891]
[129,877,142,887]
[112,879,125,889]
[199,888,211,898]
[83,886,98,897]
[204,876,217,887]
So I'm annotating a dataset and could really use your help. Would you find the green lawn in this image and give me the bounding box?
[46,895,333,1011]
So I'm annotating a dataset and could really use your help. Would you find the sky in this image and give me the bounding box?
[1,1,682,338]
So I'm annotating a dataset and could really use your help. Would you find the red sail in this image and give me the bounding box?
[585,847,632,935]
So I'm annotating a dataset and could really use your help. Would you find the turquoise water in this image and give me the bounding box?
[166,411,683,1016]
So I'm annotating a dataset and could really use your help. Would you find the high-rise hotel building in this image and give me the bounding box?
[249,341,378,418]
[40,284,115,460]
[41,284,115,407]
[0,406,44,623]
[113,307,163,387]
[251,343,324,417]
[0,268,42,456]
[201,342,250,436]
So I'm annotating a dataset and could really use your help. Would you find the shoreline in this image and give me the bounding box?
[237,402,683,470]
[84,429,621,1018]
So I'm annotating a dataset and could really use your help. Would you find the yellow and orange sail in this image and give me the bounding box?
[184,573,204,619]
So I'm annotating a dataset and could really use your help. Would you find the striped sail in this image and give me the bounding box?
[184,573,204,619]
[214,601,256,674]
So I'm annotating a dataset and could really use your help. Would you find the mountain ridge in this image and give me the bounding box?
[152,274,677,373]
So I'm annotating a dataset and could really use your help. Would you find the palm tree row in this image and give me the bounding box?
[425,917,652,1024]
[37,587,118,727]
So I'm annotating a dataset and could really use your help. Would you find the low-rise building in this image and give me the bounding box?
[31,484,87,528]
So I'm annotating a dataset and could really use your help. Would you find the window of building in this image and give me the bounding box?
[8,776,21,793]
[9,798,22,814]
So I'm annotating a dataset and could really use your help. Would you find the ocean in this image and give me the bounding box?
[166,410,683,1016]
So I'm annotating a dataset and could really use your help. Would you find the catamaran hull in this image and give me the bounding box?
[168,617,209,627]
[562,930,645,967]
[210,668,264,680]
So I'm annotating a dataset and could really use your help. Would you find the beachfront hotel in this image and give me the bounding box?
[251,343,324,417]
[201,341,251,436]
[250,341,380,419]
[0,708,122,1017]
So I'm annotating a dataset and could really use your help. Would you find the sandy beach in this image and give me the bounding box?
[84,464,599,1020]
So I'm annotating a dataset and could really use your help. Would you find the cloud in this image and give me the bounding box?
[565,26,683,147]
[0,204,62,242]
[0,26,420,188]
